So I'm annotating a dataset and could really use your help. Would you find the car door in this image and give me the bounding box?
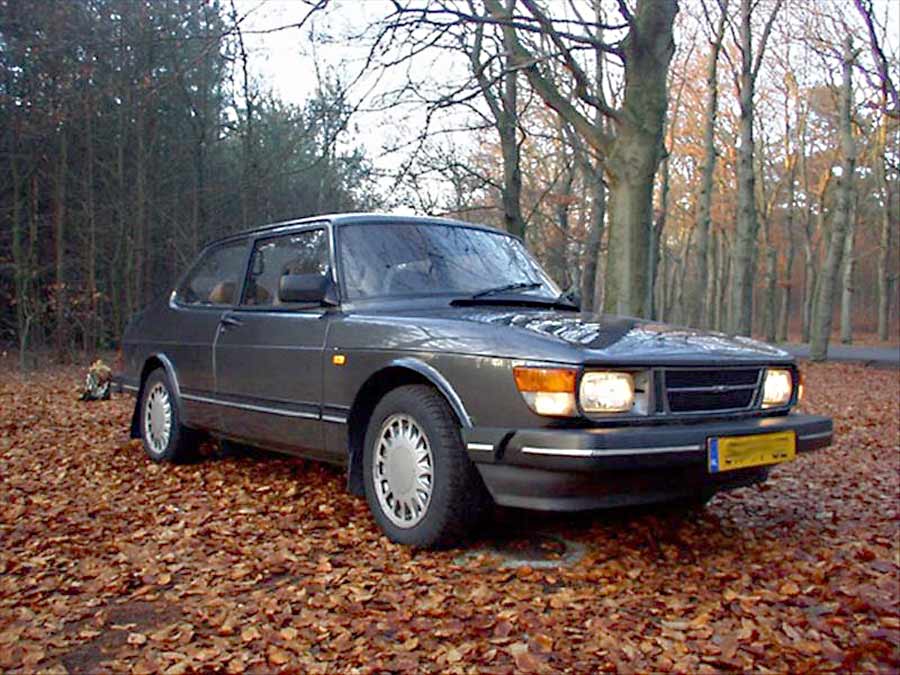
[213,226,334,458]
[169,238,250,431]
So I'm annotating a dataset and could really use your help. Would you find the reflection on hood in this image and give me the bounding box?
[475,310,787,359]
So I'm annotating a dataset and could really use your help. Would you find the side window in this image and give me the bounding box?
[243,229,330,306]
[176,241,248,306]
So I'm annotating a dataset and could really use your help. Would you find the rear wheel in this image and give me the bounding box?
[363,385,490,548]
[139,369,197,463]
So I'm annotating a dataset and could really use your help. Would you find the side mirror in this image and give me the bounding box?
[278,273,336,305]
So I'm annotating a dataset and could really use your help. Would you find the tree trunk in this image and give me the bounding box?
[777,160,797,342]
[675,227,694,323]
[9,124,29,369]
[28,173,40,357]
[690,9,726,328]
[728,0,782,334]
[470,2,526,238]
[603,162,656,317]
[729,0,759,336]
[839,195,857,344]
[84,90,99,354]
[802,170,830,343]
[705,228,719,330]
[715,234,730,333]
[762,241,777,342]
[876,111,893,341]
[801,236,816,343]
[53,128,68,362]
[777,230,795,342]
[603,0,677,317]
[499,4,524,238]
[135,98,147,311]
[579,158,605,312]
[811,36,856,361]
[648,152,670,320]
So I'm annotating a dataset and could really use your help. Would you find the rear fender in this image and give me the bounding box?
[130,353,184,438]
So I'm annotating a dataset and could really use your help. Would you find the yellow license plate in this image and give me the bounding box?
[708,431,796,473]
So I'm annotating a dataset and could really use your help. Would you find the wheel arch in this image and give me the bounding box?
[345,359,472,496]
[129,353,184,438]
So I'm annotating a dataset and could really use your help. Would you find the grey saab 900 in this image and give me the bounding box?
[116,213,833,547]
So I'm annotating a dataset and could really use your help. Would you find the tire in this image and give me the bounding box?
[363,385,490,548]
[139,369,197,463]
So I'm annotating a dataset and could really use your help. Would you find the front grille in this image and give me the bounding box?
[662,367,762,414]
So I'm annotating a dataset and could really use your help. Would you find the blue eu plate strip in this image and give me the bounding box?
[708,438,720,473]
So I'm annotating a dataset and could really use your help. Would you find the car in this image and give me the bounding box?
[115,213,833,547]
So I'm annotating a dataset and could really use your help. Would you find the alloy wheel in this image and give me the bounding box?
[372,413,435,528]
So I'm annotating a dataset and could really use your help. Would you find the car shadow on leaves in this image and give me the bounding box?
[184,440,813,570]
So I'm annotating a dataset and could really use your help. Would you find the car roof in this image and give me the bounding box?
[204,212,507,249]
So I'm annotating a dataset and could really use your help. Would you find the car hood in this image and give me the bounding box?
[360,304,791,363]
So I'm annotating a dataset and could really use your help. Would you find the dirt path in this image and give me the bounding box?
[784,343,900,367]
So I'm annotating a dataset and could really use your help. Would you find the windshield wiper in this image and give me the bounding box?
[471,281,543,299]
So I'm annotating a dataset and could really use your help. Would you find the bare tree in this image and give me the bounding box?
[875,105,897,340]
[853,0,899,119]
[811,33,857,360]
[727,0,783,336]
[466,0,526,236]
[690,0,727,328]
[839,190,858,343]
[483,0,677,317]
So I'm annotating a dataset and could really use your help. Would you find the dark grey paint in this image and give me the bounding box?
[119,213,811,470]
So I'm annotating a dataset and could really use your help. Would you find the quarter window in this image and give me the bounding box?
[243,229,330,306]
[176,241,248,306]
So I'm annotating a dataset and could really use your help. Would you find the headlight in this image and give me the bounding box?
[513,366,577,417]
[762,368,793,407]
[580,371,635,413]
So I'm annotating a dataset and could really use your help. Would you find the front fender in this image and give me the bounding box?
[386,357,473,428]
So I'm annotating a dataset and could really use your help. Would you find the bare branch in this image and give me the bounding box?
[853,0,900,118]
[751,0,784,84]
[483,0,615,155]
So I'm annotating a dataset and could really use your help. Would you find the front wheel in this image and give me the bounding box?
[139,369,197,463]
[363,385,490,548]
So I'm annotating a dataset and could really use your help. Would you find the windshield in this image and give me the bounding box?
[337,223,561,300]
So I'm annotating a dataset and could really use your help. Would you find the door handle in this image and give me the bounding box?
[220,315,243,328]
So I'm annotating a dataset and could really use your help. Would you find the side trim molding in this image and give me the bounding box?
[322,414,348,424]
[181,393,319,420]
[466,443,495,452]
[520,444,702,458]
[180,393,348,424]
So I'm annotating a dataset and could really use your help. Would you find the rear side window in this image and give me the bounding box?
[175,241,248,306]
[242,229,330,306]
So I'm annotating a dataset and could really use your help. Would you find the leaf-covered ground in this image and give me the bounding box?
[1,362,897,673]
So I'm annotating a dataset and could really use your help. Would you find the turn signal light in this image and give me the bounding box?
[513,367,577,417]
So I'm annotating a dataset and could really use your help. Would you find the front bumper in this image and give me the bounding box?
[464,413,832,511]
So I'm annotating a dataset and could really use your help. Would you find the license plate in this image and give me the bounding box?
[707,431,796,473]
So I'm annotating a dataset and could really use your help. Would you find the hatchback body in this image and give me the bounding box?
[116,214,833,546]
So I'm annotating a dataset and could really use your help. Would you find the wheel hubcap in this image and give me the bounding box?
[144,382,172,454]
[373,413,434,528]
